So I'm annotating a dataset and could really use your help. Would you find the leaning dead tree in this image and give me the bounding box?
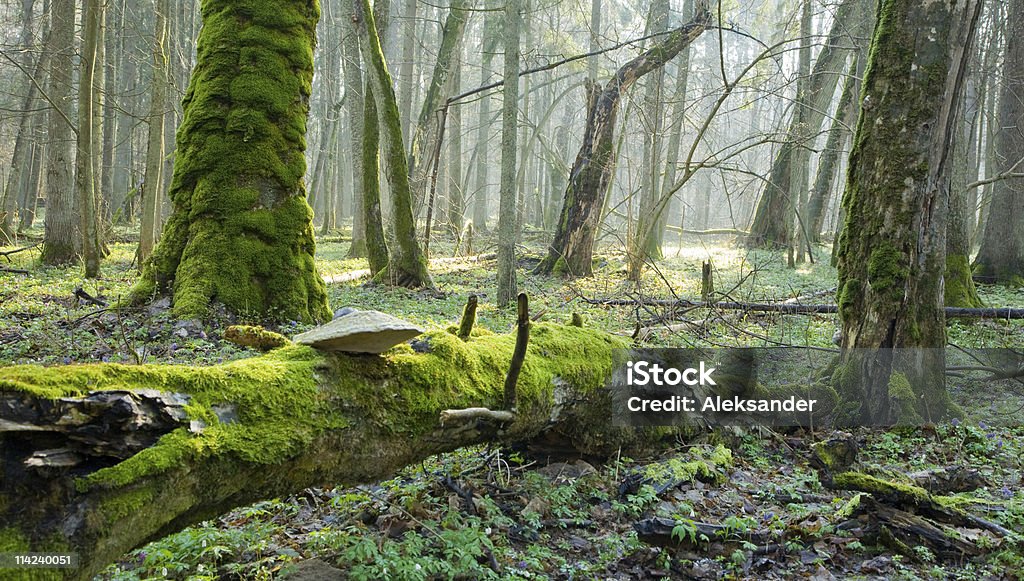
[1,322,656,580]
[534,0,712,277]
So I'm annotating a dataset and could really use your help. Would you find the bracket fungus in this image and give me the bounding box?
[293,309,423,354]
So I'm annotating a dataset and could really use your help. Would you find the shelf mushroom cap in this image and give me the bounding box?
[293,310,423,353]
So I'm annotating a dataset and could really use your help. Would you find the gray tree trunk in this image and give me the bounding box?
[138,0,171,269]
[497,0,521,307]
[77,0,105,278]
[40,0,76,265]
[974,0,1024,285]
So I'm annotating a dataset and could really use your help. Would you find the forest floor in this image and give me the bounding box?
[2,225,1023,580]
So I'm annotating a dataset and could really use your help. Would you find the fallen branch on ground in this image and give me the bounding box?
[585,297,1024,319]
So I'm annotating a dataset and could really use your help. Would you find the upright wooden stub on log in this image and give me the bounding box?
[458,295,478,340]
[701,261,714,302]
[504,293,530,410]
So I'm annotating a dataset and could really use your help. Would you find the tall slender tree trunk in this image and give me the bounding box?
[407,0,472,215]
[1,0,38,243]
[806,56,860,243]
[355,0,432,288]
[945,64,983,306]
[472,4,498,232]
[496,0,521,307]
[78,0,105,278]
[447,57,465,234]
[836,0,981,424]
[792,0,813,265]
[747,0,870,249]
[138,0,171,268]
[974,0,1024,285]
[398,0,417,145]
[628,0,670,280]
[535,2,711,277]
[40,0,76,265]
[660,0,694,250]
[342,6,368,259]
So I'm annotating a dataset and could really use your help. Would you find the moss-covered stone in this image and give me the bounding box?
[642,445,732,485]
[223,325,291,351]
[129,0,330,324]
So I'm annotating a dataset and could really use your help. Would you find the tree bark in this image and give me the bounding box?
[946,60,983,307]
[138,0,171,269]
[40,0,76,265]
[77,0,104,279]
[354,0,433,288]
[747,0,871,249]
[628,0,670,279]
[0,324,635,581]
[471,11,497,233]
[836,0,981,424]
[496,0,521,307]
[973,0,1024,285]
[535,1,711,277]
[129,0,331,323]
[806,56,861,243]
[1,0,38,244]
[342,7,368,259]
[407,0,472,215]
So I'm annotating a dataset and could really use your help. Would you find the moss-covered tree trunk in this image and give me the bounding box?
[354,0,433,288]
[946,69,983,307]
[130,0,331,323]
[973,0,1024,286]
[535,1,711,277]
[0,324,640,581]
[835,0,981,424]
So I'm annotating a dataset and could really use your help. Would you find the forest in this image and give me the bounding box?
[1,0,1023,578]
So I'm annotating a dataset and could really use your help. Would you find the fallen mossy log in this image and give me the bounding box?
[584,298,1024,319]
[0,323,660,580]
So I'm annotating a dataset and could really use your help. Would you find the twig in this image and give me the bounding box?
[0,242,40,262]
[439,408,516,423]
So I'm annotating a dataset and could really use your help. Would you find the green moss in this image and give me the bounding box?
[223,325,291,351]
[887,372,923,424]
[2,344,333,490]
[835,492,864,520]
[2,324,630,492]
[0,528,65,581]
[832,471,932,504]
[867,242,909,303]
[811,438,857,472]
[944,254,983,308]
[642,445,732,485]
[98,487,156,524]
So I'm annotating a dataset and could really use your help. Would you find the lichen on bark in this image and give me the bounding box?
[130,0,331,324]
